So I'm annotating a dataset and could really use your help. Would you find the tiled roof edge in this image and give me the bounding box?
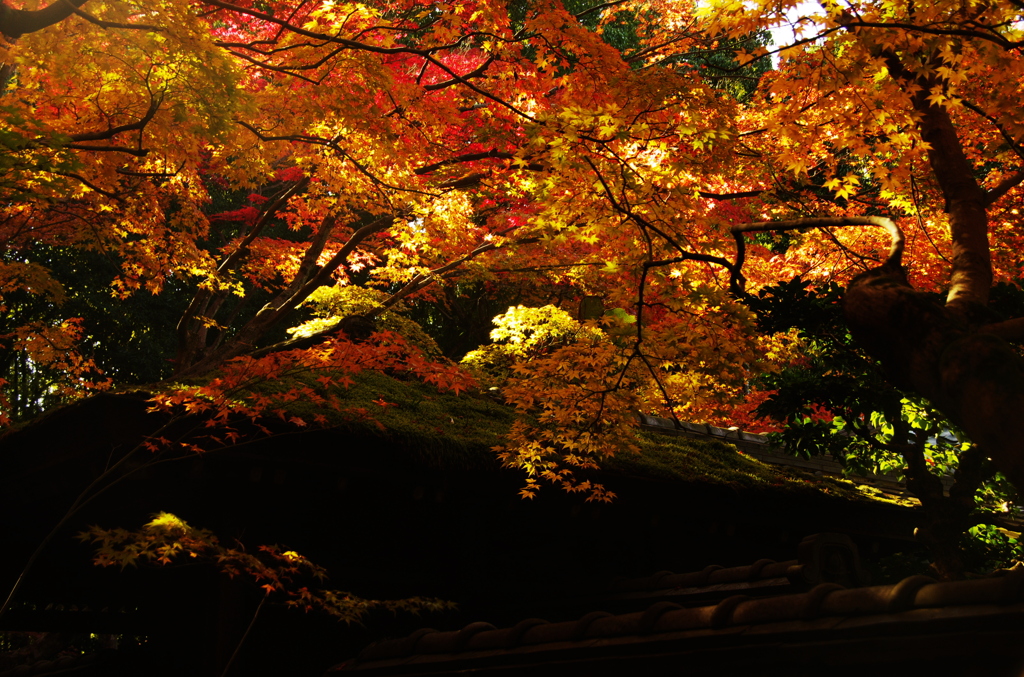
[607,532,870,595]
[337,568,1024,673]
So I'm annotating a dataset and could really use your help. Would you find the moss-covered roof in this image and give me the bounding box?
[6,367,913,509]
[616,432,916,506]
[251,370,915,507]
[243,369,514,471]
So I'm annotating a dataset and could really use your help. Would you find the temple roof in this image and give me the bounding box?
[333,535,1024,676]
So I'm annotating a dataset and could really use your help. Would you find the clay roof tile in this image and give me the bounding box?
[341,552,1024,674]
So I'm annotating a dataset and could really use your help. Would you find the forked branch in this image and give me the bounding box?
[729,215,905,293]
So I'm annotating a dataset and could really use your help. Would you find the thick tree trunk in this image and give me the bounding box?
[842,90,1024,494]
[912,91,993,308]
[737,50,1024,575]
[841,280,1024,505]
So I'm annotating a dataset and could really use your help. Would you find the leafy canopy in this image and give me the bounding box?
[3,0,1024,522]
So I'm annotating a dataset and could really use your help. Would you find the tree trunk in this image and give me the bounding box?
[841,87,1024,495]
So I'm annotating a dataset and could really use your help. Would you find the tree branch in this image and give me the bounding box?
[415,149,516,175]
[961,98,1024,162]
[62,2,161,32]
[0,0,89,38]
[219,177,311,275]
[423,55,495,90]
[175,212,399,376]
[730,216,905,294]
[176,178,310,367]
[55,172,121,199]
[252,236,537,357]
[202,0,539,121]
[269,211,337,303]
[261,213,398,326]
[68,94,162,143]
[371,238,539,316]
[64,144,148,156]
[985,169,1024,206]
[574,0,629,20]
[698,189,764,200]
[842,19,1021,50]
[979,316,1024,342]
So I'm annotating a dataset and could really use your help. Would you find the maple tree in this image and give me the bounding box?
[704,0,1024,577]
[2,0,1024,586]
[0,0,787,477]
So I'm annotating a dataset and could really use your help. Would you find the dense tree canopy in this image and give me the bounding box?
[4,0,1024,578]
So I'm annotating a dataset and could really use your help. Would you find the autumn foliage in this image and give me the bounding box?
[4,0,1024,559]
[77,512,453,623]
